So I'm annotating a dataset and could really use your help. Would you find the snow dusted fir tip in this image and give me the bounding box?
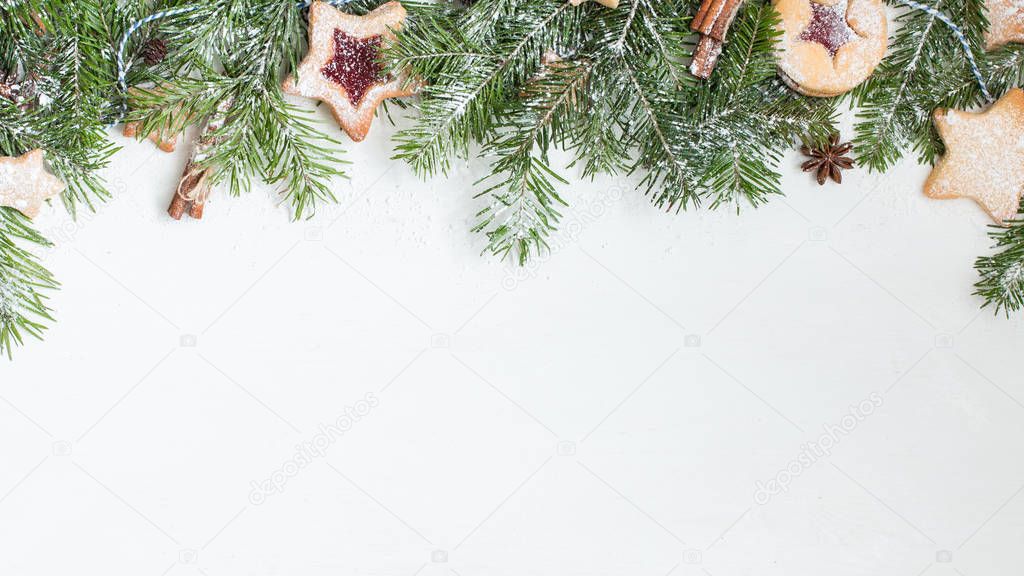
[283,1,417,142]
[0,149,66,219]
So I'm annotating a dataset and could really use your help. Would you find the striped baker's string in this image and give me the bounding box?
[114,0,354,124]
[897,0,993,103]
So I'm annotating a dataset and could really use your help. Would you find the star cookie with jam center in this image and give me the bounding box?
[283,1,416,142]
[925,88,1024,224]
[0,149,66,219]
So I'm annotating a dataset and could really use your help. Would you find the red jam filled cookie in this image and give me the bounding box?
[774,0,887,97]
[282,1,417,142]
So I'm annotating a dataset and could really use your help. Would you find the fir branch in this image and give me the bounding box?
[129,0,347,218]
[670,1,834,209]
[0,1,125,214]
[475,57,591,262]
[0,207,56,359]
[0,1,128,357]
[590,0,692,207]
[622,61,692,210]
[391,0,579,176]
[852,0,989,170]
[975,199,1024,314]
[395,0,832,263]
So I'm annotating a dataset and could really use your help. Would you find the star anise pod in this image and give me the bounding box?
[801,133,854,185]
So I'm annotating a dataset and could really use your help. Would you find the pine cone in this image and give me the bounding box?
[142,38,168,66]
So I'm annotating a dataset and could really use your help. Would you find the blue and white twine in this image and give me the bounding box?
[896,0,993,103]
[114,0,354,123]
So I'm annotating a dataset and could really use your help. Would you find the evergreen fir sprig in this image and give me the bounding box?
[1,1,126,214]
[851,0,989,171]
[981,44,1024,97]
[392,0,835,262]
[126,0,348,219]
[0,207,56,359]
[975,199,1024,314]
[0,1,128,358]
[663,2,835,210]
[391,0,583,177]
[473,57,592,262]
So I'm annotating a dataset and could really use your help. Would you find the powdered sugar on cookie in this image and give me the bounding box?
[925,88,1024,224]
[0,149,66,219]
[282,1,417,142]
[984,0,1024,51]
[774,0,887,97]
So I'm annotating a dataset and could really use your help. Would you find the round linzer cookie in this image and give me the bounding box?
[774,0,887,97]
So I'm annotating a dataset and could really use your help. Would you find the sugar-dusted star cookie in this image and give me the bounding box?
[925,88,1024,224]
[984,0,1024,51]
[283,1,416,142]
[569,0,619,8]
[0,149,66,219]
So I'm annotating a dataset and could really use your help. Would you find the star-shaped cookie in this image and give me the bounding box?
[569,0,619,8]
[984,0,1024,51]
[925,88,1024,224]
[0,149,66,219]
[283,1,416,142]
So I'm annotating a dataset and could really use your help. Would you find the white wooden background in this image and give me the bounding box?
[1,104,1023,576]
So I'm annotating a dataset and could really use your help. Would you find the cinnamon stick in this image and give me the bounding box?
[689,0,746,79]
[168,159,212,220]
[710,0,743,39]
[167,98,232,220]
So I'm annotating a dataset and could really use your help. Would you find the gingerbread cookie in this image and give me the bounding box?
[0,149,66,219]
[925,88,1024,224]
[774,0,887,97]
[984,0,1024,51]
[283,1,416,142]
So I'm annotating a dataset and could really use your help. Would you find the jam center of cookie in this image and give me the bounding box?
[798,0,856,57]
[321,30,385,106]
